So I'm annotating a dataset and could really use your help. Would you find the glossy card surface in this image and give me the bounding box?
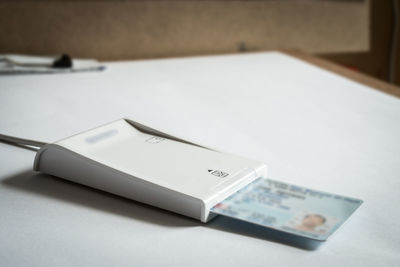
[211,178,362,241]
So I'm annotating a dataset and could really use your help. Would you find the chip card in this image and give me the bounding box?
[211,178,362,241]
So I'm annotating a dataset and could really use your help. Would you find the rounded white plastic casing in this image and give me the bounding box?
[34,119,268,222]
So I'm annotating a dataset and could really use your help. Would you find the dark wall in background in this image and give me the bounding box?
[0,0,398,86]
[0,0,369,57]
[320,0,400,86]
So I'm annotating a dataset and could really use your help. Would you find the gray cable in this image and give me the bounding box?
[0,133,47,150]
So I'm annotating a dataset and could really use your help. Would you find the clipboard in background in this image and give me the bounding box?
[0,54,105,74]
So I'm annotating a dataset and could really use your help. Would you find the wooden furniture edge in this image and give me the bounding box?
[281,50,400,98]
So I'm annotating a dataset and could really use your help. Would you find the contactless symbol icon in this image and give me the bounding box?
[208,169,229,178]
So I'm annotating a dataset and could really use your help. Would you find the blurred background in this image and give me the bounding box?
[0,0,399,86]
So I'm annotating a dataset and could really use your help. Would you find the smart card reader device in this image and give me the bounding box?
[32,118,362,247]
[33,119,267,222]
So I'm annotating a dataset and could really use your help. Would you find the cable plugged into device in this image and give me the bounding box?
[0,133,47,151]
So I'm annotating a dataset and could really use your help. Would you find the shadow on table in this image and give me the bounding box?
[3,170,321,250]
[207,216,323,250]
[2,170,199,228]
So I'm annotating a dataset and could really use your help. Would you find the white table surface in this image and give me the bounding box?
[1,52,399,266]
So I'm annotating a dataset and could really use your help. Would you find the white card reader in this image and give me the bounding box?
[34,119,267,222]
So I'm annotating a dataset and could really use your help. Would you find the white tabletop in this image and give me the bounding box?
[1,52,399,266]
